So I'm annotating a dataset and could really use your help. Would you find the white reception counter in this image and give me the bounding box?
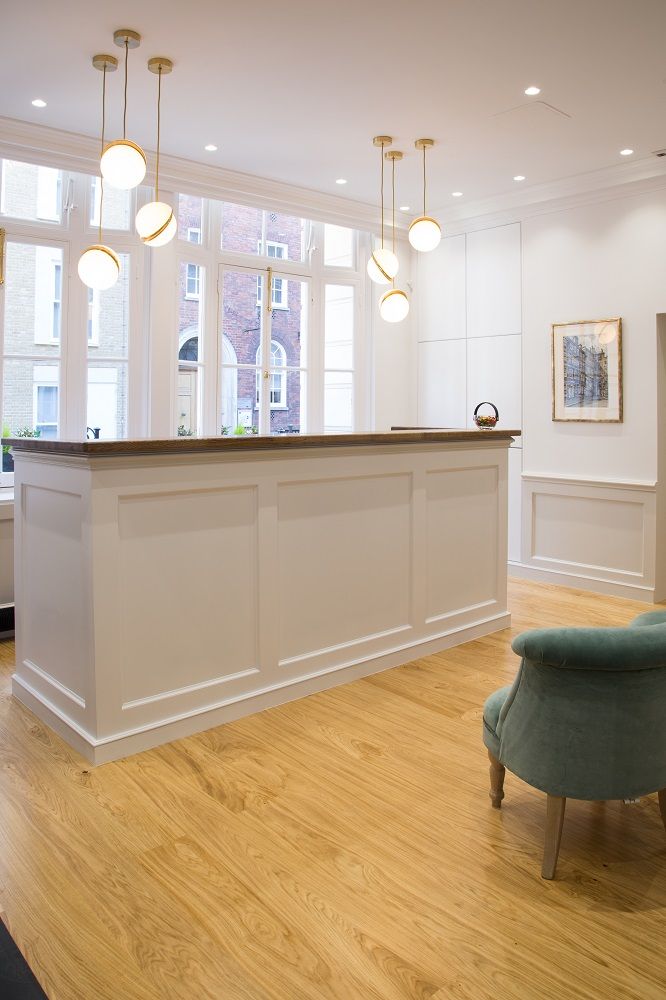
[7,429,519,763]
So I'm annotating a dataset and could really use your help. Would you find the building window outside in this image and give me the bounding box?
[256,242,288,309]
[255,341,287,408]
[34,380,58,439]
[187,227,201,245]
[185,263,201,299]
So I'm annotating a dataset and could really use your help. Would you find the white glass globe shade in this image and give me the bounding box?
[367,247,399,285]
[78,245,120,291]
[135,201,177,246]
[100,139,147,190]
[379,288,410,324]
[408,216,442,252]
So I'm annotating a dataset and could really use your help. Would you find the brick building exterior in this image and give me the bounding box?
[178,195,306,433]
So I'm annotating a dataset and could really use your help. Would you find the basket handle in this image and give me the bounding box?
[473,401,499,420]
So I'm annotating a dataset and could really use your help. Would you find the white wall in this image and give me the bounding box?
[415,182,666,601]
[415,223,523,562]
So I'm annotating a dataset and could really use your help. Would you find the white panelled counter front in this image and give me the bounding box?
[6,429,519,763]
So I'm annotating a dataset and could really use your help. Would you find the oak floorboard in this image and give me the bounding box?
[0,579,665,999]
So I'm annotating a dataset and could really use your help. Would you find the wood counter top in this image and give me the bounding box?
[3,428,520,458]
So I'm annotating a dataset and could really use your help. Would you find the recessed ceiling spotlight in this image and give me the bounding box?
[32,98,47,108]
[620,148,634,156]
[524,86,541,96]
[452,191,463,197]
[399,205,410,211]
[335,178,347,185]
[204,144,217,152]
[513,175,526,181]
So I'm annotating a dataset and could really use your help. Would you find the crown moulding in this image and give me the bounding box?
[0,115,411,238]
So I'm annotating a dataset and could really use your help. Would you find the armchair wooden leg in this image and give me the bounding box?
[658,789,666,835]
[488,750,505,808]
[542,795,566,880]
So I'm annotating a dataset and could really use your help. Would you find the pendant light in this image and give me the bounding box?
[379,151,410,324]
[409,138,442,253]
[135,58,176,246]
[78,54,121,291]
[100,29,146,190]
[367,135,399,285]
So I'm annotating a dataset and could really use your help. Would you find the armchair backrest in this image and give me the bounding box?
[497,612,666,800]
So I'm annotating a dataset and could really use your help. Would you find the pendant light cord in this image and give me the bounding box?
[123,39,129,139]
[99,63,107,244]
[423,144,426,217]
[155,64,162,201]
[391,154,396,287]
[380,141,385,249]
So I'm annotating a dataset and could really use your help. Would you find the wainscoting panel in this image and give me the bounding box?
[425,465,499,619]
[278,473,412,663]
[118,486,260,706]
[20,484,89,709]
[514,474,657,599]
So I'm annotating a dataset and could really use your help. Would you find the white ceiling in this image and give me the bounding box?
[3,0,666,217]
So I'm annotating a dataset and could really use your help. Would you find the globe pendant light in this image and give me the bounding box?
[379,150,410,324]
[409,138,442,253]
[78,54,120,291]
[135,58,176,247]
[100,29,146,190]
[367,136,399,285]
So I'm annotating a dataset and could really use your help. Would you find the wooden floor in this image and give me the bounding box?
[1,579,665,1000]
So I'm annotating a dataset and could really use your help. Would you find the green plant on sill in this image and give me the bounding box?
[177,425,194,437]
[232,425,258,436]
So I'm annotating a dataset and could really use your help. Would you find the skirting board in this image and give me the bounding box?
[508,560,657,603]
[12,609,510,766]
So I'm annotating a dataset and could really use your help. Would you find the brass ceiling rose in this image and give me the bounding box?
[92,54,118,72]
[113,28,141,49]
[147,57,174,75]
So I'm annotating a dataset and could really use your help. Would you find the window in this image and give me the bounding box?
[255,341,287,408]
[52,263,62,341]
[90,176,131,230]
[0,159,62,223]
[324,224,355,268]
[221,204,306,262]
[324,284,355,432]
[178,194,204,243]
[185,263,201,298]
[256,244,288,309]
[87,288,100,344]
[34,376,58,438]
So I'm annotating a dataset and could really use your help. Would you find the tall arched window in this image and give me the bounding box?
[256,340,287,408]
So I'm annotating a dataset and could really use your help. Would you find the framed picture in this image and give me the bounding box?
[551,318,623,422]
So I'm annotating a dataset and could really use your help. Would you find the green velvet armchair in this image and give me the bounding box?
[483,609,666,878]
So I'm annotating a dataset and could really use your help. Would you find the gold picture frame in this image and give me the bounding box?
[551,318,623,422]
